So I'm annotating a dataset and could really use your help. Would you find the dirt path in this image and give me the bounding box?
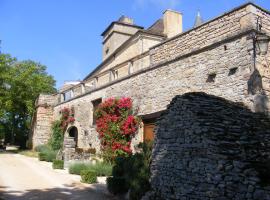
[0,153,112,200]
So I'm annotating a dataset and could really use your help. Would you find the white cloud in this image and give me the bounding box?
[133,0,181,10]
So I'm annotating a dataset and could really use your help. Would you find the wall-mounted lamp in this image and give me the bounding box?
[250,16,270,56]
[255,33,270,55]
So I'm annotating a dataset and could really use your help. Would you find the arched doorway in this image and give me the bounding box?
[68,126,78,147]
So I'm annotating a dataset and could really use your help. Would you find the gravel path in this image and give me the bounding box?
[0,152,112,200]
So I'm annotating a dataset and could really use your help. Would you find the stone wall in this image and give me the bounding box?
[150,4,258,65]
[32,3,270,156]
[54,32,256,153]
[145,92,270,200]
[31,94,57,149]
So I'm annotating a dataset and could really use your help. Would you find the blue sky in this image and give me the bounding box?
[0,0,269,88]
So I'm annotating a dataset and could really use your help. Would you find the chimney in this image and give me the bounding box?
[118,15,134,25]
[163,9,183,38]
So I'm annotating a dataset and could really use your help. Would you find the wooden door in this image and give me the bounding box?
[144,123,155,142]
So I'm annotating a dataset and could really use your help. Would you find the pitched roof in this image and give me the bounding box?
[147,19,165,36]
[194,11,204,28]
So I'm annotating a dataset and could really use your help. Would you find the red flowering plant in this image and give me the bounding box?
[59,107,75,131]
[95,97,140,162]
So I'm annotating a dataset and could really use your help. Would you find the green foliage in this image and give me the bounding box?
[48,120,64,151]
[80,170,97,184]
[107,141,153,199]
[34,144,50,152]
[0,131,4,140]
[0,54,56,147]
[68,161,112,176]
[88,162,112,176]
[38,148,57,162]
[107,177,128,195]
[52,160,64,169]
[68,162,90,175]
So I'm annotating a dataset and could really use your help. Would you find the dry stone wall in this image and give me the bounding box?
[145,92,270,200]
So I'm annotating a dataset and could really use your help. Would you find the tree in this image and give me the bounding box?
[0,54,56,147]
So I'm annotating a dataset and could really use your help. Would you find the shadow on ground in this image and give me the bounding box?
[0,183,114,200]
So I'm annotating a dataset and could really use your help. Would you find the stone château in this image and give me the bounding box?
[30,3,270,161]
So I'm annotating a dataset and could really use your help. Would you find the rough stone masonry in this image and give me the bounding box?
[145,92,270,200]
[31,3,270,161]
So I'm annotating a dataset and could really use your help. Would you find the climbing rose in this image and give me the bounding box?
[121,116,139,136]
[95,97,140,161]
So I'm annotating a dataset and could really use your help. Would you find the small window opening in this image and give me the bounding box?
[228,67,238,76]
[115,70,118,79]
[206,73,216,83]
[105,47,109,55]
[224,45,227,51]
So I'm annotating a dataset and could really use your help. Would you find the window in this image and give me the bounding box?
[64,90,73,101]
[206,73,216,83]
[92,98,102,125]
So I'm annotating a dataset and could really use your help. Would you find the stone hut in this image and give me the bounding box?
[145,92,270,199]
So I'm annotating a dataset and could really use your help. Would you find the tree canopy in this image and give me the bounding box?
[0,54,56,147]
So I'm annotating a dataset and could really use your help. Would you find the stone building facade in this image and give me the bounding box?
[31,3,270,160]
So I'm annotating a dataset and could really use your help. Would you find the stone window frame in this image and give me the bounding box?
[63,89,73,101]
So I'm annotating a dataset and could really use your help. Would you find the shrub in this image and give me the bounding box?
[48,120,64,151]
[68,161,112,176]
[126,142,153,200]
[35,144,50,152]
[68,162,90,175]
[107,177,128,195]
[53,160,64,169]
[88,162,112,176]
[80,170,97,184]
[107,142,153,199]
[38,152,47,161]
[38,149,57,162]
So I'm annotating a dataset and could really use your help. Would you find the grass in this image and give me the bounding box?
[69,161,112,176]
[18,150,39,157]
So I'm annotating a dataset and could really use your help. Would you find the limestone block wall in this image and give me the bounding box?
[145,92,270,200]
[150,4,258,65]
[54,33,255,152]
